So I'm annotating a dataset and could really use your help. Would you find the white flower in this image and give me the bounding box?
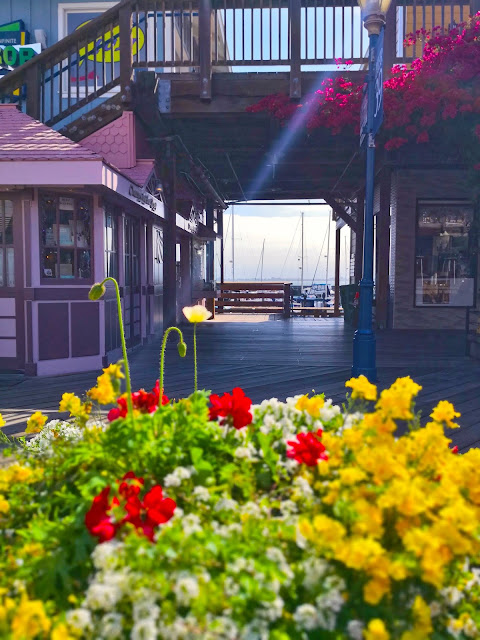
[84,582,122,611]
[192,486,210,502]
[91,541,122,571]
[316,588,344,614]
[66,608,93,633]
[293,604,319,631]
[164,467,192,488]
[214,497,238,512]
[133,600,160,623]
[447,618,462,639]
[25,420,83,456]
[240,502,262,517]
[224,576,240,597]
[430,601,442,617]
[207,616,239,639]
[347,620,364,640]
[230,557,255,574]
[101,613,124,639]
[302,558,329,590]
[319,400,341,422]
[260,596,284,621]
[463,617,479,638]
[174,575,200,606]
[293,475,313,498]
[442,586,464,606]
[182,513,202,536]
[131,618,158,640]
[234,443,258,461]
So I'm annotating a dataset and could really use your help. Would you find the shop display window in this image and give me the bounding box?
[415,200,476,307]
[0,200,14,287]
[40,193,92,281]
[153,227,163,285]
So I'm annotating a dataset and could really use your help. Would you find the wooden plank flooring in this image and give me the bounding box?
[1,318,479,451]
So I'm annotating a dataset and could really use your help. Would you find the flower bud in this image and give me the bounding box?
[89,283,106,301]
[178,341,187,358]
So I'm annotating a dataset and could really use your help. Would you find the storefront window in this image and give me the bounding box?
[0,200,14,287]
[104,205,118,278]
[40,193,91,281]
[191,240,208,291]
[415,200,475,307]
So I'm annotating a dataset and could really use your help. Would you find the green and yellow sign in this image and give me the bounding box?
[0,44,40,68]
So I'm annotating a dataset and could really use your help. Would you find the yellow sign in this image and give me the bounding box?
[77,21,144,65]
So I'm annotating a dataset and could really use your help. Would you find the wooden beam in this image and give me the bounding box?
[161,142,178,327]
[289,0,302,98]
[199,0,212,100]
[118,4,133,105]
[323,195,358,232]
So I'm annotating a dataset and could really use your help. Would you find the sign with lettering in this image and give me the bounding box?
[0,44,40,69]
[0,20,29,46]
[128,184,158,212]
[372,28,384,137]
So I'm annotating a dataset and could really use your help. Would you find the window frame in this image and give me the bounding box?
[104,203,119,280]
[413,198,477,309]
[0,199,15,289]
[39,191,94,285]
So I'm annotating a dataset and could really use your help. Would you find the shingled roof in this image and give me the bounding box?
[0,104,101,161]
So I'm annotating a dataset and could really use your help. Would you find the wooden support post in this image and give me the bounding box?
[383,0,397,76]
[289,0,301,99]
[205,201,215,284]
[217,208,224,285]
[375,169,391,329]
[354,192,365,283]
[26,65,41,120]
[283,283,292,319]
[162,143,177,327]
[199,0,212,101]
[334,228,341,317]
[119,4,133,106]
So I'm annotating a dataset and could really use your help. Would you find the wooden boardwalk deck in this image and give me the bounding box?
[1,318,479,451]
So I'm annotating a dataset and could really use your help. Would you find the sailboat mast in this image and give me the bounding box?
[260,238,265,281]
[301,212,304,293]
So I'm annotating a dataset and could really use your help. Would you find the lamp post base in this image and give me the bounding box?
[352,329,377,381]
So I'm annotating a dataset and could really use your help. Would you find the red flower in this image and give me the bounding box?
[287,429,328,466]
[85,472,176,543]
[451,445,459,454]
[416,131,429,143]
[209,387,253,430]
[108,381,169,421]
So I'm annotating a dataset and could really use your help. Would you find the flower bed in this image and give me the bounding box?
[0,290,479,639]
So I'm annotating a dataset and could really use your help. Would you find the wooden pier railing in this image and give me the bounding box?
[0,0,476,128]
[217,282,292,317]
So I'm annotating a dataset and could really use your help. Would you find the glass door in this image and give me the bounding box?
[124,217,141,347]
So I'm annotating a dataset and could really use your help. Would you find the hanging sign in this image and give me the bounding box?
[372,28,384,137]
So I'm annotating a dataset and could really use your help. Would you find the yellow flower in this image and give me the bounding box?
[295,394,325,417]
[11,598,51,639]
[364,619,390,640]
[182,304,212,323]
[20,543,44,558]
[0,413,5,428]
[87,372,116,405]
[25,411,48,434]
[103,363,124,379]
[376,377,422,421]
[363,577,391,605]
[430,400,461,429]
[51,623,75,640]
[0,496,9,514]
[345,375,377,401]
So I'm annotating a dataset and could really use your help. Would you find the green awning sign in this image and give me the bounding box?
[0,44,40,68]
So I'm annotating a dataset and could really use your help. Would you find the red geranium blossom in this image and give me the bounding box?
[85,472,176,543]
[209,387,253,430]
[108,380,169,421]
[287,429,328,466]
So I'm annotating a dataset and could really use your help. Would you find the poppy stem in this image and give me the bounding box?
[99,277,134,417]
[194,323,198,393]
[159,326,185,407]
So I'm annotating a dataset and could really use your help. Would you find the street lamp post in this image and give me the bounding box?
[352,0,391,381]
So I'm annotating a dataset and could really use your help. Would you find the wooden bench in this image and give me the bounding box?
[216,282,292,318]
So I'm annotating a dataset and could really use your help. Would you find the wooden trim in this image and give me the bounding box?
[199,0,213,100]
[323,195,358,232]
[289,0,302,98]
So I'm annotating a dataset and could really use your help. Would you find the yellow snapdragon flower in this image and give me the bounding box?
[51,623,75,640]
[87,371,116,405]
[11,598,51,639]
[0,413,5,427]
[295,394,325,416]
[345,375,377,401]
[430,400,461,429]
[103,363,124,379]
[364,619,390,640]
[25,411,47,434]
